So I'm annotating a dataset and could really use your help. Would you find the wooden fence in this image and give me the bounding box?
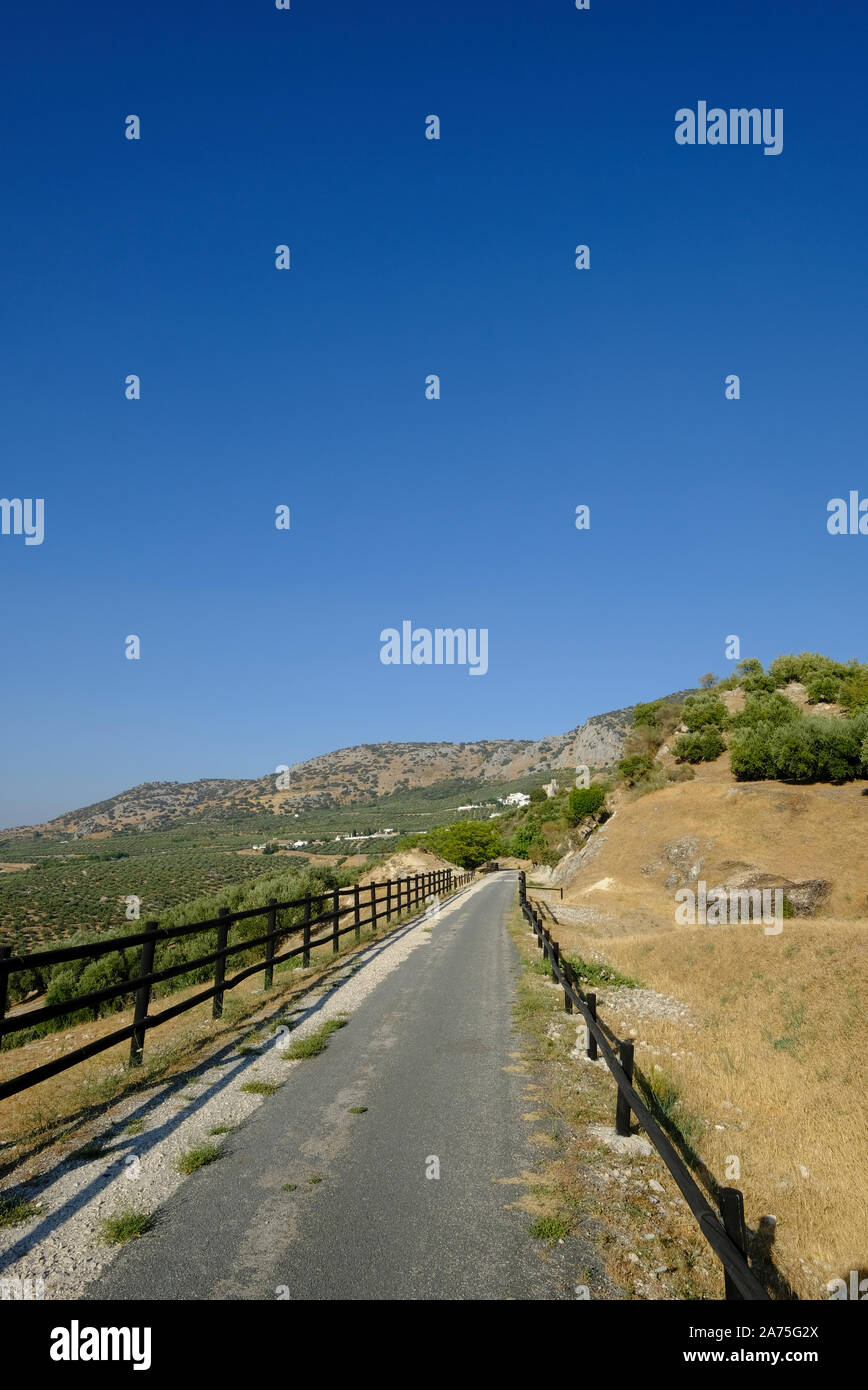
[518,872,770,1302]
[0,868,474,1101]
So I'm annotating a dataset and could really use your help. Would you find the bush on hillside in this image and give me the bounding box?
[426,821,501,869]
[682,692,728,732]
[728,726,777,781]
[632,701,665,729]
[731,690,801,729]
[673,728,726,764]
[508,824,546,860]
[617,753,655,786]
[806,673,841,704]
[567,785,606,823]
[730,712,868,783]
[735,658,765,679]
[839,671,868,715]
[740,673,777,693]
[767,652,850,688]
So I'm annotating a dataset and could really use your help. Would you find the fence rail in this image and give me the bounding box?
[0,868,475,1101]
[518,871,770,1302]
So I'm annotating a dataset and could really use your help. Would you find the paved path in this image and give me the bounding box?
[88,872,587,1301]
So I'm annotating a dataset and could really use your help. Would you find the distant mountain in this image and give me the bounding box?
[3,696,691,839]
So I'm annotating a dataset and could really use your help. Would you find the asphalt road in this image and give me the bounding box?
[88,872,587,1301]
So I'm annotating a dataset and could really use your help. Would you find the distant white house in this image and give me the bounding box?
[502,792,531,807]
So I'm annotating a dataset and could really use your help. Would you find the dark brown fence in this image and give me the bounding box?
[0,868,475,1102]
[518,871,770,1302]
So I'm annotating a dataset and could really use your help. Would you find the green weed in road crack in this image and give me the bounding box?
[530,1216,571,1241]
[282,1015,349,1059]
[177,1142,223,1174]
[101,1209,155,1244]
[348,1105,368,1114]
[240,1080,281,1095]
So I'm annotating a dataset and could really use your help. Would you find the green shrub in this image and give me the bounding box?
[425,821,501,868]
[509,824,545,859]
[740,673,777,693]
[735,657,764,679]
[768,652,850,688]
[617,753,655,786]
[673,728,726,764]
[632,700,664,729]
[730,712,868,784]
[681,693,727,731]
[731,691,801,729]
[566,785,606,823]
[728,726,777,781]
[839,671,868,716]
[806,673,841,704]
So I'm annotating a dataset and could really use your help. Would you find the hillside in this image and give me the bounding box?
[1,701,658,839]
[527,755,868,1298]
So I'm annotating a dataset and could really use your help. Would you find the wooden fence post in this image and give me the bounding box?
[371,883,378,936]
[264,898,277,989]
[586,993,598,1060]
[562,959,573,1014]
[303,896,311,968]
[551,939,560,980]
[615,1040,634,1136]
[386,877,392,927]
[354,883,361,942]
[332,888,340,953]
[213,908,231,1018]
[720,1187,748,1301]
[128,921,158,1068]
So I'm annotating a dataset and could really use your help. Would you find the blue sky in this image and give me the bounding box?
[2,0,866,826]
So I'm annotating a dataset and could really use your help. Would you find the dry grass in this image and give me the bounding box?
[545,768,868,1296]
[566,919,868,1293]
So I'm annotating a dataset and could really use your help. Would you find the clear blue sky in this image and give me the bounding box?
[2,0,866,827]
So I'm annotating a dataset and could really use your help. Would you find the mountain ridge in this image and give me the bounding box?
[4,693,694,839]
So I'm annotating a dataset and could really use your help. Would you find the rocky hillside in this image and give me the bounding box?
[4,697,688,839]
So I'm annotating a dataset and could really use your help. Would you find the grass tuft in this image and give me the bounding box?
[70,1140,106,1161]
[529,1216,571,1240]
[282,1015,348,1060]
[101,1208,155,1245]
[0,1196,40,1228]
[177,1142,223,1174]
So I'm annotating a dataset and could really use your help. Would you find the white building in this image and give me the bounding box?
[503,792,531,807]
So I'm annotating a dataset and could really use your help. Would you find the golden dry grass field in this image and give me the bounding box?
[538,759,868,1297]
